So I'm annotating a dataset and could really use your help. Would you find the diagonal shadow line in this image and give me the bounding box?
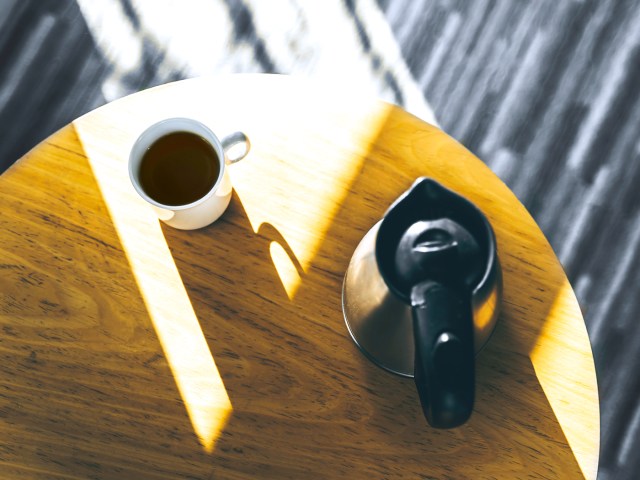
[342,0,405,106]
[222,0,278,73]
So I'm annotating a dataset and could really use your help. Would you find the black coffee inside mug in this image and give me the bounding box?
[138,131,220,206]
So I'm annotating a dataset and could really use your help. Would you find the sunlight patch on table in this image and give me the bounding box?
[231,101,394,299]
[270,241,301,301]
[74,122,231,453]
[529,279,600,480]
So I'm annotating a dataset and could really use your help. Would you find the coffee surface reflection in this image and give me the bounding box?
[139,131,220,206]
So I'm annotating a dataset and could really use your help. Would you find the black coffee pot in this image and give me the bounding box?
[342,178,502,428]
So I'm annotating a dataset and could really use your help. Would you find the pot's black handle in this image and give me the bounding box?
[411,280,474,428]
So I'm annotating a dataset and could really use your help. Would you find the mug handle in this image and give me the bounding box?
[221,131,251,164]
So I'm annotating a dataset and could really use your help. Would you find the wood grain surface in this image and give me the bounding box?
[0,75,598,479]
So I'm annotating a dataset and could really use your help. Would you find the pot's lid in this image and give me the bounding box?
[376,177,491,302]
[393,218,482,297]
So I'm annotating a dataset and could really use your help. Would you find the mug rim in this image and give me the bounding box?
[128,117,226,211]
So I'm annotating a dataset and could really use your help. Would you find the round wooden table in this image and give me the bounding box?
[0,75,599,479]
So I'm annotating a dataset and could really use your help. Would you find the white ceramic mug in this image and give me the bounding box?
[128,117,250,230]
